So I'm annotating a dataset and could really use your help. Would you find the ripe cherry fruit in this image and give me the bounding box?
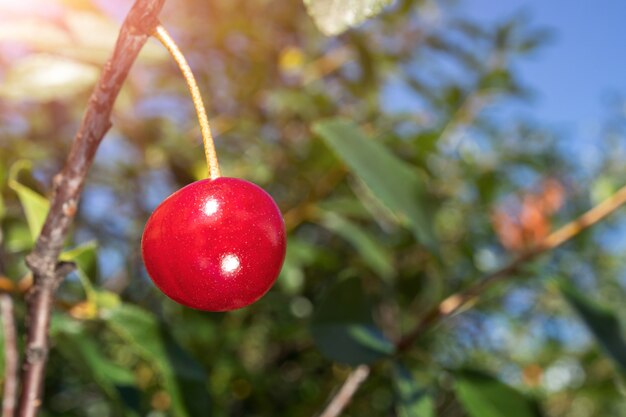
[141,177,286,311]
[146,27,285,311]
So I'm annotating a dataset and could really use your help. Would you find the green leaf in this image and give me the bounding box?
[60,241,99,300]
[303,0,392,36]
[0,54,99,102]
[560,283,626,371]
[4,222,33,253]
[104,304,210,417]
[394,364,434,417]
[59,243,120,309]
[60,241,98,276]
[318,196,371,219]
[94,290,122,309]
[311,277,394,365]
[320,212,394,280]
[8,160,49,241]
[454,370,542,417]
[51,315,137,405]
[313,118,436,247]
[478,69,515,91]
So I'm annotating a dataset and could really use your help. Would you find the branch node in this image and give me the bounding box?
[24,254,54,280]
[24,347,47,365]
[61,199,78,218]
[51,173,64,190]
[55,261,76,278]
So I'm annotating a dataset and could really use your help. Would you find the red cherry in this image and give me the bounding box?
[141,177,286,311]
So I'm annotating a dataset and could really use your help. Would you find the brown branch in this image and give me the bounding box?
[395,251,533,352]
[318,365,370,417]
[317,181,626,417]
[17,1,165,416]
[397,182,626,351]
[1,295,18,417]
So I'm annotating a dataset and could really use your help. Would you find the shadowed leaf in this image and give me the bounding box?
[560,283,626,372]
[320,212,394,280]
[454,370,542,417]
[105,304,210,417]
[312,276,394,365]
[51,315,140,416]
[313,118,436,247]
[394,364,435,417]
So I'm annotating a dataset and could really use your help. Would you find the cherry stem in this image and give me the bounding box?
[153,24,221,180]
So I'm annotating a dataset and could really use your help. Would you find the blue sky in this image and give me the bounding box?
[462,0,626,137]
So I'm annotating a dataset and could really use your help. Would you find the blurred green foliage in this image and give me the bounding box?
[2,0,626,416]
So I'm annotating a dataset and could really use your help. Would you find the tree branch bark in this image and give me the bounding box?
[17,1,165,416]
[1,295,18,417]
[1,196,19,417]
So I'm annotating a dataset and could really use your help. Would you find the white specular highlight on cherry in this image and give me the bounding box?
[203,198,219,216]
[221,254,241,274]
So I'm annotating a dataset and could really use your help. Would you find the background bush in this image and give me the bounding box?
[2,0,626,416]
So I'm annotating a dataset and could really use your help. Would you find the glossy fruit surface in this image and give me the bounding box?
[141,177,286,311]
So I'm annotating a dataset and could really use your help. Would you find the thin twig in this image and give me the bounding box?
[17,2,165,416]
[318,365,370,417]
[1,295,18,417]
[317,181,626,417]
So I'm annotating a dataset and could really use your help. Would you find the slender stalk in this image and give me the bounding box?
[17,2,165,416]
[317,181,626,417]
[1,295,18,417]
[152,24,221,180]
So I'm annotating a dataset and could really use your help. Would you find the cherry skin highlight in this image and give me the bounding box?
[141,177,286,311]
